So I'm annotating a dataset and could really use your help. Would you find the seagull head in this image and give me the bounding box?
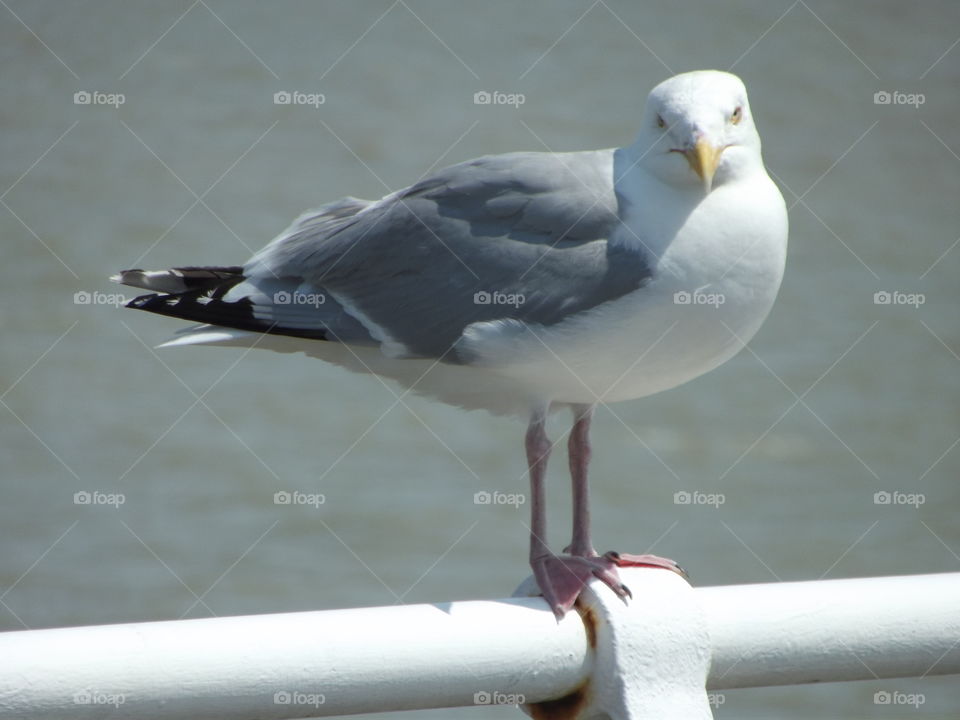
[633,70,764,194]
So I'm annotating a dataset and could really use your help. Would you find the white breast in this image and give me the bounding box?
[468,171,788,407]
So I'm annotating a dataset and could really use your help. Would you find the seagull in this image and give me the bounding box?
[113,70,787,620]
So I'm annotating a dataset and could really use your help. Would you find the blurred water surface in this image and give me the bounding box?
[2,2,959,718]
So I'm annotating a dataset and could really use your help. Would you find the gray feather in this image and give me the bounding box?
[243,150,653,360]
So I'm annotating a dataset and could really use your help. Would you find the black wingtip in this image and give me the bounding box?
[113,266,245,294]
[125,292,163,310]
[124,288,331,342]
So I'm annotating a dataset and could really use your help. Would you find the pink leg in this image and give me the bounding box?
[567,404,685,576]
[566,404,595,557]
[527,406,632,620]
[527,405,687,620]
[526,409,553,573]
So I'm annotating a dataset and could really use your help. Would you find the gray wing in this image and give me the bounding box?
[243,149,652,360]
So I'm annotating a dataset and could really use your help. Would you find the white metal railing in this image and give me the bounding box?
[1,570,959,719]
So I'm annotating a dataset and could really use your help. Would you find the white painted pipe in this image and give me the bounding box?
[1,573,958,719]
[0,597,590,719]
[701,572,960,689]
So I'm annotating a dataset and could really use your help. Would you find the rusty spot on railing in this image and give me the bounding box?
[526,680,589,720]
[577,598,598,650]
[526,598,597,720]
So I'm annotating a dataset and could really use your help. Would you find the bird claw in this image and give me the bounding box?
[604,551,688,579]
[532,550,686,619]
[531,553,625,620]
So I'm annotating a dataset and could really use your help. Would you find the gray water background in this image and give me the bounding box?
[2,2,959,717]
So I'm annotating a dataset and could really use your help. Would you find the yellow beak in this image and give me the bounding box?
[683,137,724,192]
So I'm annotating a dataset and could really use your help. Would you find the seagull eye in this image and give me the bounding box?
[656,114,666,129]
[731,106,743,125]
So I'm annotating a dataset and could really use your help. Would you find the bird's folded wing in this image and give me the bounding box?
[239,150,653,360]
